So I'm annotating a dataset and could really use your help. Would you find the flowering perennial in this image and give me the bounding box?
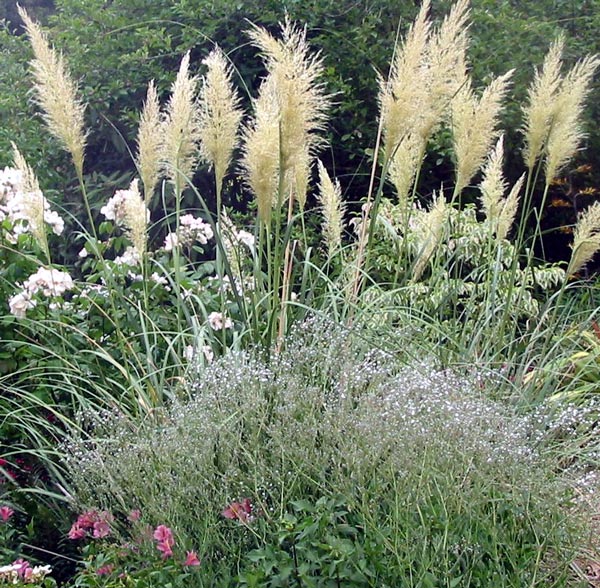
[163,214,214,251]
[68,509,113,540]
[0,560,52,585]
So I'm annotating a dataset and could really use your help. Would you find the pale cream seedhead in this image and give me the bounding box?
[378,0,431,162]
[247,19,330,209]
[496,174,523,241]
[12,143,46,248]
[479,135,507,224]
[452,70,513,193]
[545,53,599,183]
[423,0,470,142]
[317,160,345,256]
[162,52,201,192]
[136,81,163,203]
[479,136,522,240]
[18,6,87,175]
[241,76,280,225]
[522,36,565,172]
[198,47,243,193]
[388,134,423,211]
[568,201,600,276]
[413,193,447,281]
[122,179,148,257]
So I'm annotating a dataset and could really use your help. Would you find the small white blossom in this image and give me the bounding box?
[208,311,233,330]
[9,291,36,318]
[23,267,74,297]
[114,246,141,266]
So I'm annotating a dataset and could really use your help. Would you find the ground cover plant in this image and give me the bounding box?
[1,0,600,585]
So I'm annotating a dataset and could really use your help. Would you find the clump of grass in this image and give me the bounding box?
[61,318,587,586]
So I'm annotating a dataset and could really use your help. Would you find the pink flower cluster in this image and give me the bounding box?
[0,505,14,522]
[222,498,254,524]
[152,524,200,566]
[153,524,175,558]
[68,509,113,540]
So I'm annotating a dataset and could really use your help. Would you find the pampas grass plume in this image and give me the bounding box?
[18,6,87,176]
[136,81,163,203]
[379,0,431,162]
[317,160,345,256]
[247,20,329,209]
[545,53,599,183]
[12,143,46,250]
[163,52,200,193]
[198,48,243,200]
[413,194,446,281]
[452,69,513,193]
[496,174,524,241]
[568,201,600,277]
[522,35,564,172]
[241,76,280,225]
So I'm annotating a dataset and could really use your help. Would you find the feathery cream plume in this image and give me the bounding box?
[421,0,470,143]
[247,19,330,209]
[568,201,600,276]
[136,81,163,203]
[496,174,524,241]
[198,47,243,201]
[451,70,513,193]
[413,193,447,281]
[545,53,599,183]
[317,160,345,256]
[522,36,564,172]
[387,133,422,210]
[12,143,47,251]
[479,136,523,240]
[18,6,87,176]
[162,52,200,193]
[479,135,507,223]
[378,0,431,163]
[122,179,148,257]
[241,76,280,225]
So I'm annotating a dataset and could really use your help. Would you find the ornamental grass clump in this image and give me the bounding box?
[61,318,587,586]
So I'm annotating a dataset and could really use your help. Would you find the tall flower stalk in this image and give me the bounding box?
[18,7,93,234]
[198,48,243,223]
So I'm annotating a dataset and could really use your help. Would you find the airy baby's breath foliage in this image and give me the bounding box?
[18,6,87,176]
[162,52,200,192]
[545,53,600,183]
[568,201,600,277]
[451,70,513,193]
[247,19,330,210]
[241,76,280,224]
[522,36,565,172]
[317,160,344,256]
[61,318,584,583]
[198,48,243,199]
[136,80,163,203]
